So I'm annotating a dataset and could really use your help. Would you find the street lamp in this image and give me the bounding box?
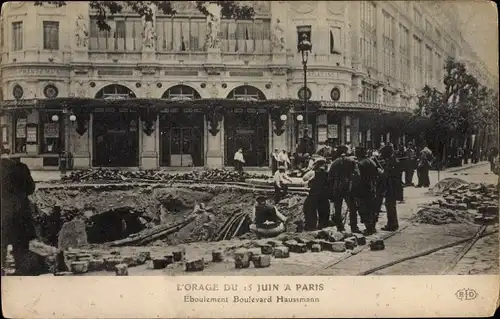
[297,33,312,137]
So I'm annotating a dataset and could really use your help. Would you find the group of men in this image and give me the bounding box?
[300,144,403,235]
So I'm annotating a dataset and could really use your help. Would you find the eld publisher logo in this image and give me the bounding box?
[456,288,478,301]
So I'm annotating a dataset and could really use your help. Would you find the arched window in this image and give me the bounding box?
[95,84,136,99]
[226,85,266,101]
[162,85,201,100]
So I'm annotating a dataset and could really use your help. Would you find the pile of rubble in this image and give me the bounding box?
[60,168,269,184]
[414,181,499,225]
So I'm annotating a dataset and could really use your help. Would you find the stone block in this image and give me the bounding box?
[291,243,307,253]
[70,261,89,274]
[306,240,321,250]
[115,263,129,276]
[341,231,353,239]
[173,250,185,262]
[248,248,262,258]
[152,257,168,269]
[486,206,499,215]
[137,251,151,264]
[267,240,283,247]
[234,249,251,269]
[58,219,88,251]
[328,232,345,242]
[252,255,271,268]
[76,254,92,261]
[121,256,139,267]
[212,251,224,262]
[283,240,298,249]
[330,242,346,252]
[456,203,468,211]
[273,246,290,258]
[260,244,274,255]
[185,258,205,272]
[164,254,174,265]
[370,239,385,251]
[344,238,357,250]
[318,240,333,251]
[353,233,366,246]
[88,259,105,272]
[104,257,123,271]
[311,244,322,252]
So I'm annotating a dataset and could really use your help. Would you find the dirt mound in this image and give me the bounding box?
[429,178,469,195]
[411,206,474,225]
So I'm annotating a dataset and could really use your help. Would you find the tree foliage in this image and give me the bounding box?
[34,1,255,31]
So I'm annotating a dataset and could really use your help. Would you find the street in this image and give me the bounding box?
[27,162,499,276]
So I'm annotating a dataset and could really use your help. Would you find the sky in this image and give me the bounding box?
[455,0,498,76]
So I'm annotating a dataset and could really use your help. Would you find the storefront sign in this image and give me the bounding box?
[318,128,328,143]
[26,125,38,143]
[328,124,338,139]
[44,123,59,138]
[16,118,27,138]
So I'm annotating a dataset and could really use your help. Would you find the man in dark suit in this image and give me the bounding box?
[1,158,37,275]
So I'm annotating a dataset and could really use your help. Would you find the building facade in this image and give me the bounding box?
[0,1,495,170]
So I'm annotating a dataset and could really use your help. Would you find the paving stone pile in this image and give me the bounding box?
[414,182,499,225]
[60,168,269,184]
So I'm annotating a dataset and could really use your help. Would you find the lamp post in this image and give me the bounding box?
[297,33,312,137]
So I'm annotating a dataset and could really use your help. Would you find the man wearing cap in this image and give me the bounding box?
[379,145,403,231]
[302,156,331,230]
[273,165,293,203]
[416,142,433,188]
[249,196,287,238]
[353,146,380,235]
[327,145,359,232]
[404,142,416,186]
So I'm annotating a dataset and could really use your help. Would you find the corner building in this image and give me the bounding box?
[0,1,494,170]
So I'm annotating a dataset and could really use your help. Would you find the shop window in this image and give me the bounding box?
[43,21,59,50]
[12,21,23,51]
[14,115,27,153]
[40,112,63,154]
[220,19,271,53]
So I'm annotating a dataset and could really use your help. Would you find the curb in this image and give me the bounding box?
[444,162,489,173]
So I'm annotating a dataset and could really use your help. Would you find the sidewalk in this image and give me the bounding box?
[28,161,491,183]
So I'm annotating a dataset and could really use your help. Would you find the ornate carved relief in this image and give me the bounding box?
[290,1,315,14]
[271,19,285,52]
[204,2,221,50]
[327,1,347,15]
[75,15,89,48]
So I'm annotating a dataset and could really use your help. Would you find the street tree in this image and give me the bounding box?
[414,57,494,163]
[34,1,255,31]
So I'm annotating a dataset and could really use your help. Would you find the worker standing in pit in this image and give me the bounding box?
[302,156,330,231]
[273,165,293,203]
[249,196,287,238]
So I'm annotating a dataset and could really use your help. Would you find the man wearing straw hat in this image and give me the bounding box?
[273,165,293,203]
[302,156,331,230]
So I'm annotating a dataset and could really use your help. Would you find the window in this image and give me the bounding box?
[95,84,136,99]
[12,22,23,51]
[14,115,27,153]
[220,19,271,53]
[90,18,142,51]
[413,36,423,88]
[361,82,377,103]
[360,1,377,70]
[425,45,433,85]
[43,21,59,50]
[330,26,341,54]
[413,8,422,28]
[227,85,266,100]
[162,85,201,100]
[435,52,442,85]
[399,24,410,84]
[382,11,395,79]
[40,112,63,154]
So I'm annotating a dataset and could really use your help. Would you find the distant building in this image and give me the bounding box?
[0,1,496,169]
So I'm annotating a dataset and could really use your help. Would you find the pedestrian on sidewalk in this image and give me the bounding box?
[379,145,402,231]
[328,146,359,232]
[488,147,498,172]
[278,149,291,170]
[302,156,331,231]
[273,165,293,203]
[416,142,433,188]
[249,196,287,238]
[404,142,416,186]
[234,148,245,176]
[271,148,279,174]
